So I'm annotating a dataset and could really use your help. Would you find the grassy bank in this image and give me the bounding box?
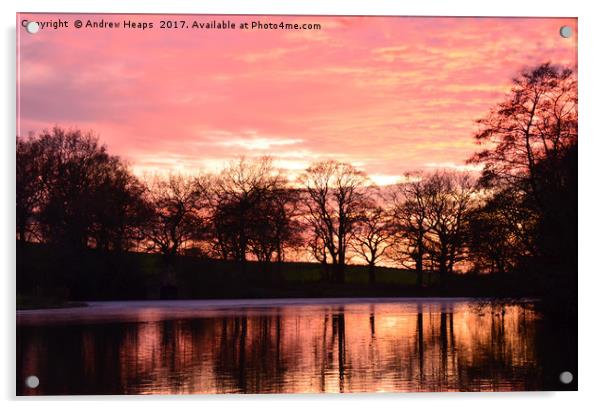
[16,242,538,306]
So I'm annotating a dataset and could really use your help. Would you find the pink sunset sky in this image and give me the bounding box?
[17,14,577,184]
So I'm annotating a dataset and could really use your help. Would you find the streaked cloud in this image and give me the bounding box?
[215,137,304,150]
[425,162,484,172]
[17,14,577,180]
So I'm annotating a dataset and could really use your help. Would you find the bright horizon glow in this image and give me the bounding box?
[17,14,577,185]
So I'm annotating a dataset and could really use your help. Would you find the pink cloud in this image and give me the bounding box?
[17,14,577,181]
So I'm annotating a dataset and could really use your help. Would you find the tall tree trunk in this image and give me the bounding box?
[415,251,423,288]
[439,247,448,287]
[415,231,425,288]
[368,262,376,285]
[338,208,346,284]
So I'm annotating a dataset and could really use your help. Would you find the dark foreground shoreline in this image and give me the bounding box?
[17,242,568,312]
[16,279,539,311]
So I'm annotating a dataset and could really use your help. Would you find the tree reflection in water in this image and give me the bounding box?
[17,300,570,395]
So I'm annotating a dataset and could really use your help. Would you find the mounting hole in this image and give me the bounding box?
[25,21,39,34]
[559,25,572,38]
[25,375,39,389]
[559,371,574,384]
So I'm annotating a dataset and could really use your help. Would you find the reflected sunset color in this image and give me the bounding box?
[18,300,558,394]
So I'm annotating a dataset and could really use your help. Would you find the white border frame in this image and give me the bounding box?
[3,1,600,408]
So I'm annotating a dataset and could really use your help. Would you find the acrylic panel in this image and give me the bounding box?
[16,13,578,395]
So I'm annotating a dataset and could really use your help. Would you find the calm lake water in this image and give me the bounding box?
[16,298,575,395]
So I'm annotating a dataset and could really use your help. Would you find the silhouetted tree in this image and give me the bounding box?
[308,231,330,281]
[89,164,150,252]
[299,160,369,283]
[390,175,431,287]
[470,63,577,199]
[210,157,299,275]
[391,172,476,285]
[350,202,393,284]
[16,135,45,244]
[468,63,577,314]
[424,172,476,283]
[17,127,148,253]
[248,187,303,266]
[469,63,577,305]
[468,63,577,256]
[467,188,534,274]
[39,130,109,249]
[144,174,207,266]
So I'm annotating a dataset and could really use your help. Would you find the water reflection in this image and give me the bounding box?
[17,300,551,394]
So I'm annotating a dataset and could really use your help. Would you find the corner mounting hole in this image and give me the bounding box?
[559,25,572,38]
[26,21,39,34]
[559,371,573,384]
[25,375,40,389]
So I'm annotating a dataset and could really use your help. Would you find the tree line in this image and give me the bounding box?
[16,63,577,290]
